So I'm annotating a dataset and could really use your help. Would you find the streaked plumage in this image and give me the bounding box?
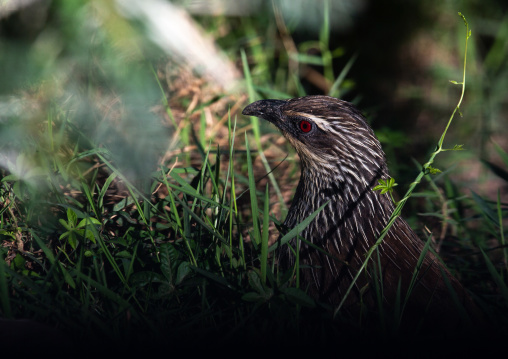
[243,95,480,328]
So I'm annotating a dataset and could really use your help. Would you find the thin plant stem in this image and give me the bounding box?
[335,13,472,316]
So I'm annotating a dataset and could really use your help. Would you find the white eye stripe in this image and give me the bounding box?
[284,111,370,136]
[285,111,329,131]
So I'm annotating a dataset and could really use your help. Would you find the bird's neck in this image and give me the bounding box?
[284,161,392,235]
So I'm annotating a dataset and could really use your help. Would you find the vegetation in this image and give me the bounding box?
[0,0,507,354]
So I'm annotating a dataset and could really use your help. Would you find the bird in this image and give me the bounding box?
[242,95,481,330]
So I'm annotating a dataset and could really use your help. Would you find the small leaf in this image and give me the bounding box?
[83,229,97,244]
[427,166,442,175]
[247,270,264,294]
[59,219,71,230]
[77,217,101,228]
[59,264,76,289]
[176,262,191,285]
[160,244,173,282]
[67,233,78,249]
[1,174,19,182]
[373,177,397,194]
[67,208,77,226]
[11,253,26,270]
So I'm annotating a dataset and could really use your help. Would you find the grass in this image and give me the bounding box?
[1,1,508,354]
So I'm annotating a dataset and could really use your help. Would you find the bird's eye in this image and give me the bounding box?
[299,120,312,133]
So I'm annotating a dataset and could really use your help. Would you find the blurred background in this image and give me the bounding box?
[0,0,507,212]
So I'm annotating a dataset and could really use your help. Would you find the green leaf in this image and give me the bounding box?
[0,230,16,240]
[160,243,173,282]
[67,232,78,249]
[11,253,25,270]
[247,270,264,294]
[442,144,465,152]
[77,217,101,228]
[83,229,97,244]
[427,166,442,175]
[59,219,71,230]
[175,262,191,285]
[61,266,76,289]
[1,174,19,182]
[373,177,398,194]
[66,208,77,226]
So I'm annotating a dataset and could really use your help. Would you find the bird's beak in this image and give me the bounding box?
[242,99,287,125]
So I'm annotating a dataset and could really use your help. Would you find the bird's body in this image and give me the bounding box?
[243,95,480,329]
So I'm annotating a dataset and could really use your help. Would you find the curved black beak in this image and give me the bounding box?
[242,99,286,124]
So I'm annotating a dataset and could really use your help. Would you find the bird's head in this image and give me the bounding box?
[242,95,387,186]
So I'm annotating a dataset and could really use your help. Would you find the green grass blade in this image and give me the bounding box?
[72,268,132,308]
[497,190,508,271]
[329,53,357,98]
[241,48,287,215]
[162,173,197,267]
[228,114,245,269]
[91,224,128,288]
[169,171,228,209]
[245,133,261,245]
[261,184,270,284]
[97,172,117,211]
[268,201,329,253]
[150,64,177,127]
[481,248,508,303]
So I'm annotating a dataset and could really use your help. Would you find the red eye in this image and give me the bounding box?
[299,120,312,133]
